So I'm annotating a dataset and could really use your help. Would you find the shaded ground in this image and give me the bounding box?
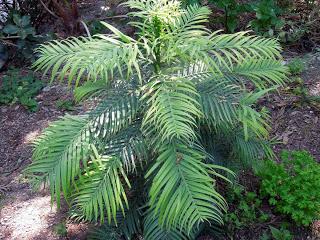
[0,84,88,240]
[266,53,320,161]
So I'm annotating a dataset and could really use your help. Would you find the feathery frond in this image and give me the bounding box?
[73,149,130,223]
[142,79,202,143]
[144,211,192,240]
[198,80,240,126]
[146,143,227,232]
[103,122,148,173]
[74,80,108,102]
[26,115,90,207]
[33,34,141,86]
[90,92,140,140]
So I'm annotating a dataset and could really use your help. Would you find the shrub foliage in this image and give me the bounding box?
[26,0,287,238]
[257,150,320,226]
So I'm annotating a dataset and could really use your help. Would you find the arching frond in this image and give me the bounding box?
[73,150,130,224]
[103,122,149,173]
[232,58,288,88]
[90,92,140,140]
[238,90,272,140]
[231,131,275,168]
[121,206,142,239]
[170,4,211,38]
[74,80,108,102]
[144,211,192,240]
[88,224,121,240]
[209,31,282,61]
[33,34,141,86]
[146,143,227,233]
[175,62,211,82]
[26,115,90,207]
[142,80,202,143]
[27,92,139,209]
[202,123,274,169]
[88,204,142,240]
[198,81,240,126]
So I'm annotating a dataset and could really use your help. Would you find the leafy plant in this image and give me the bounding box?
[269,226,292,240]
[2,13,35,39]
[0,68,43,111]
[26,1,287,239]
[0,13,37,59]
[287,58,305,75]
[257,150,320,226]
[209,0,253,33]
[224,184,271,236]
[250,0,284,36]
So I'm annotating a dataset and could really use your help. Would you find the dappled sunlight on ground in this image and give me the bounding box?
[0,194,58,240]
[23,129,41,144]
[309,81,320,96]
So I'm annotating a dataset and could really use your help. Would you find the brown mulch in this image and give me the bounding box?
[265,53,320,162]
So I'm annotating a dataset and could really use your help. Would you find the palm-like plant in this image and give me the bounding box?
[26,0,287,239]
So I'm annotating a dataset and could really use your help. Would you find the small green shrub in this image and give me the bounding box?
[0,68,43,111]
[224,184,271,233]
[287,58,305,75]
[257,150,320,226]
[250,0,284,36]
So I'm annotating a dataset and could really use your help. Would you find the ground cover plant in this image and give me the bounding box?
[257,150,320,227]
[0,68,43,111]
[24,0,289,239]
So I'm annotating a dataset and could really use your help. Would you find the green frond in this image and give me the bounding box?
[74,80,108,102]
[142,80,202,143]
[90,92,140,140]
[146,143,227,233]
[125,0,182,24]
[33,34,141,86]
[203,124,274,168]
[209,31,282,60]
[171,4,210,37]
[175,62,211,82]
[231,131,275,168]
[73,150,130,224]
[88,224,121,240]
[144,210,192,240]
[88,205,142,240]
[232,58,288,88]
[238,105,270,141]
[26,115,90,208]
[198,81,240,126]
[121,206,142,239]
[103,122,149,173]
[238,91,271,140]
